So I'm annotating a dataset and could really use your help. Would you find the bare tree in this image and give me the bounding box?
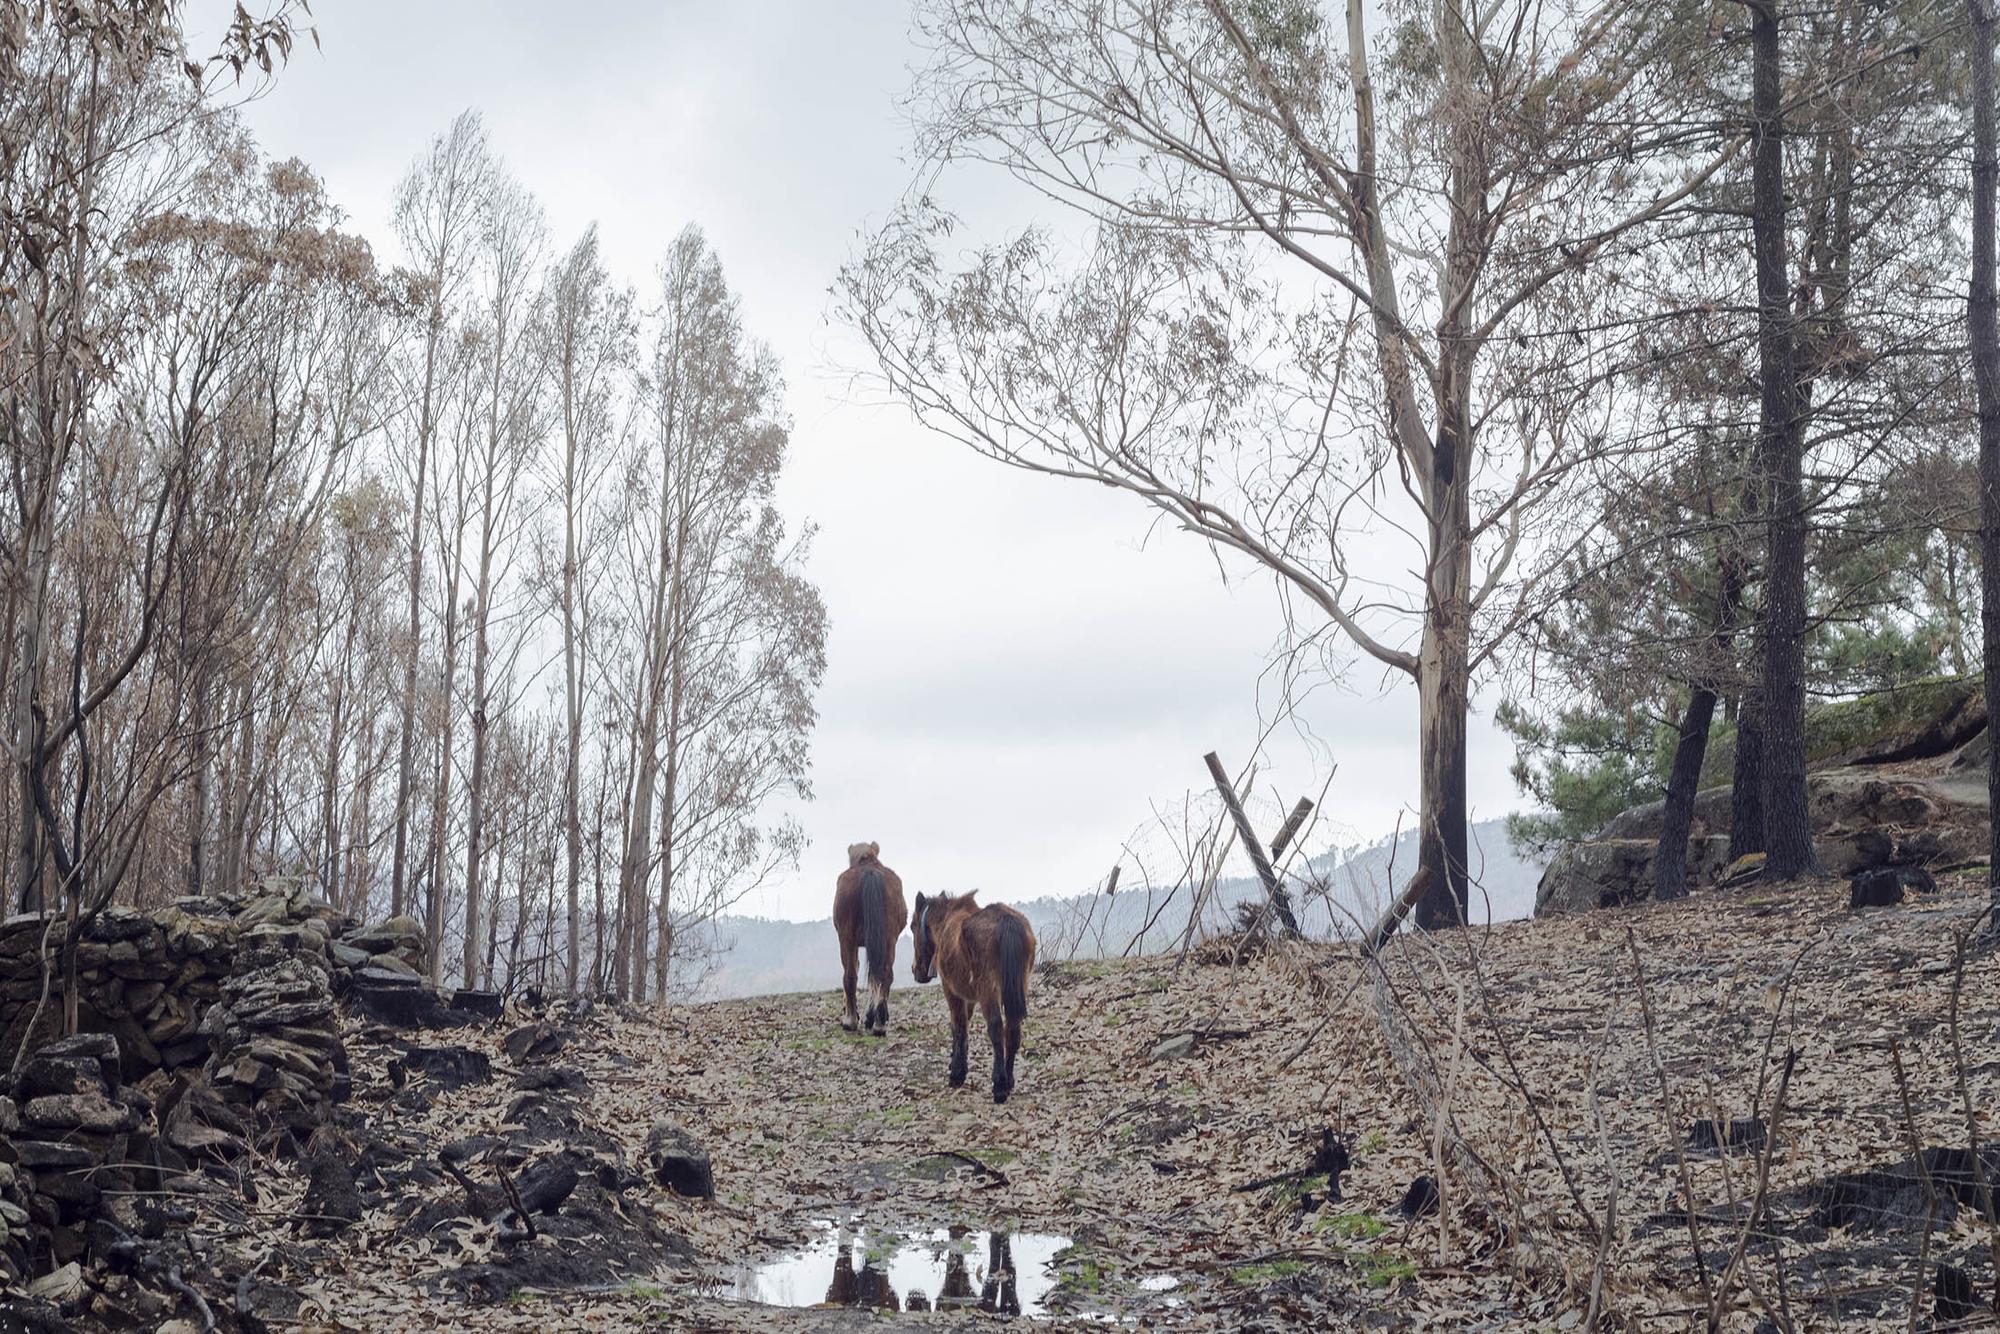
[613,227,823,1000]
[538,225,632,992]
[842,0,1736,927]
[387,111,490,921]
[458,172,547,989]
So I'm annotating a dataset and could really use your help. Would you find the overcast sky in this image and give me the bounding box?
[198,1,1529,922]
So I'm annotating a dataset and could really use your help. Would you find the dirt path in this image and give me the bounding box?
[277,871,2000,1331]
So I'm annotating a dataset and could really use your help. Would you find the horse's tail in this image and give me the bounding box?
[862,867,890,987]
[999,916,1029,1025]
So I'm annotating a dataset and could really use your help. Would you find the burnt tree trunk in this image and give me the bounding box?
[1658,555,1746,900]
[1971,0,2000,922]
[1749,0,1817,882]
[1654,687,1718,902]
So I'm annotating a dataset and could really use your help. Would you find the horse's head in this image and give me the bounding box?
[912,890,975,983]
[847,840,880,866]
[911,892,937,983]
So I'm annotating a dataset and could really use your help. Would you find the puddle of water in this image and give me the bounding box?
[725,1220,1070,1316]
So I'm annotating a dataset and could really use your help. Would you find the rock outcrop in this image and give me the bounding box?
[1537,676,1993,915]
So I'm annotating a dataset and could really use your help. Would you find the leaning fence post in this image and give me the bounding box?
[1202,751,1303,939]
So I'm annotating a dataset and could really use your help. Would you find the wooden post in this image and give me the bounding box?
[1363,867,1436,958]
[1269,797,1315,863]
[1203,751,1303,938]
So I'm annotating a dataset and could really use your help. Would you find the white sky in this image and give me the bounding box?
[202,1,1527,922]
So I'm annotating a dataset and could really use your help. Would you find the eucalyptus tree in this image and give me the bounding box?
[843,0,1738,926]
[613,228,823,999]
[459,172,549,990]
[387,111,491,921]
[538,225,633,990]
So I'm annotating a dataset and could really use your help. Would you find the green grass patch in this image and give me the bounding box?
[1229,1260,1306,1285]
[1271,1173,1326,1206]
[1318,1211,1387,1240]
[621,1280,668,1301]
[1360,1130,1388,1154]
[784,1036,834,1052]
[1060,1255,1107,1295]
[1359,1252,1417,1288]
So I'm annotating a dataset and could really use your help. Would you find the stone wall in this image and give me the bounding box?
[0,884,431,1281]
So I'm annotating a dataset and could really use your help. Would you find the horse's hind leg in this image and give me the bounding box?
[840,937,860,1032]
[947,994,970,1088]
[864,969,888,1037]
[984,1000,1011,1104]
[1004,1014,1023,1089]
[870,972,891,1037]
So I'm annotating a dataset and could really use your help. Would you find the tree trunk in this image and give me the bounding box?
[426,544,463,987]
[1414,426,1473,931]
[390,315,444,921]
[1749,0,1816,882]
[561,419,584,993]
[463,524,495,991]
[1971,0,2000,923]
[186,664,213,896]
[1657,554,1745,899]
[9,490,55,914]
[1654,688,1718,901]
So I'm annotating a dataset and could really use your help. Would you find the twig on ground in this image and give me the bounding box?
[1706,1046,1798,1332]
[934,1149,1010,1188]
[1889,1039,1940,1334]
[498,1166,537,1242]
[164,1262,217,1332]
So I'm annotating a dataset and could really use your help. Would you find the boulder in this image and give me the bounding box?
[13,1055,105,1101]
[1849,864,1937,909]
[449,989,505,1019]
[1538,768,1989,916]
[643,1120,714,1199]
[1536,835,1731,916]
[503,1021,567,1065]
[399,1045,491,1090]
[21,1093,137,1135]
[341,915,425,965]
[298,1152,363,1238]
[34,1033,120,1087]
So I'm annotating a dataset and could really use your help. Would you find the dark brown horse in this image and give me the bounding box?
[910,890,1035,1103]
[833,841,908,1036]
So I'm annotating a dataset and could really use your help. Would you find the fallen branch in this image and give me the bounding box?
[498,1167,536,1243]
[164,1262,217,1333]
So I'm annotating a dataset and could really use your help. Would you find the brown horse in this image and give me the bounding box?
[910,890,1035,1103]
[832,841,908,1036]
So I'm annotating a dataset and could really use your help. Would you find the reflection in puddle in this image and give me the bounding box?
[727,1221,1070,1316]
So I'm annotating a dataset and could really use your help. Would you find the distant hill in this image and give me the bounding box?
[688,817,1543,1000]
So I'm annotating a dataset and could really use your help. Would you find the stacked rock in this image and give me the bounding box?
[0,905,232,1072]
[333,915,426,976]
[198,920,348,1150]
[5,1033,146,1268]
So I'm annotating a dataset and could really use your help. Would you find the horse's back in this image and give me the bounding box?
[834,859,907,930]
